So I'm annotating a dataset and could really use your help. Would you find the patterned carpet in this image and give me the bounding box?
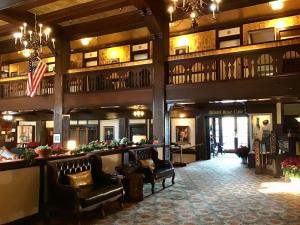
[45,154,300,225]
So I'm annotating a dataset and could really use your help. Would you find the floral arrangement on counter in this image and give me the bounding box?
[74,137,157,154]
[281,157,300,179]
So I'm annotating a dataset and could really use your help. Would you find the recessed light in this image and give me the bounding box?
[269,0,284,10]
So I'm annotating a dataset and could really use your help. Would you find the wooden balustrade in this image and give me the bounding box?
[0,77,54,99]
[168,44,300,85]
[65,65,153,93]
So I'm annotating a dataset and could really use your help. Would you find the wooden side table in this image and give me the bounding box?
[116,165,144,202]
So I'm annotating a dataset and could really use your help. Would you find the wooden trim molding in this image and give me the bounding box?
[0,72,55,83]
[168,37,300,61]
[67,59,153,74]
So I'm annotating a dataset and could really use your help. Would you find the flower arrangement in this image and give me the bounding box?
[235,145,250,158]
[27,142,40,149]
[35,145,52,157]
[281,157,300,179]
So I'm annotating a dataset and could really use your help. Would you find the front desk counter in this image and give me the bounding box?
[0,145,164,225]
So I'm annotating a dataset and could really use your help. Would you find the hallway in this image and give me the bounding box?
[46,154,300,225]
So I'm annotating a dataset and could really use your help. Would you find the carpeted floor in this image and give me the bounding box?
[43,154,300,225]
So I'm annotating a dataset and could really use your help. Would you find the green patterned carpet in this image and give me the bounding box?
[45,154,300,225]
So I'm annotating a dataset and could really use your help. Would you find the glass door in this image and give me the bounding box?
[237,116,249,147]
[222,117,235,151]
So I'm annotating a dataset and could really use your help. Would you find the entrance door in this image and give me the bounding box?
[209,115,249,154]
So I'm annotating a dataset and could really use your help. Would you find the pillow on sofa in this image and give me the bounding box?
[67,170,93,187]
[139,159,156,171]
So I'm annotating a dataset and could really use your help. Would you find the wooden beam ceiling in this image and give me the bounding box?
[130,0,166,36]
[63,10,146,40]
[12,0,59,11]
[38,0,130,24]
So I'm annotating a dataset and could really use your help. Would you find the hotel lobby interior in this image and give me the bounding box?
[0,0,300,224]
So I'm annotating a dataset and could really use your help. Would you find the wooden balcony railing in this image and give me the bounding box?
[0,76,54,99]
[65,65,153,93]
[168,39,300,85]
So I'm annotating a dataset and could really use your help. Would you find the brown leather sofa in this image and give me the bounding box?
[129,147,175,194]
[46,154,124,225]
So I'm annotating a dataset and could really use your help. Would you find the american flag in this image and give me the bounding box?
[26,55,47,98]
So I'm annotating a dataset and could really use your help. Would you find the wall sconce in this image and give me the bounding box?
[81,38,91,46]
[179,113,186,118]
[175,36,189,55]
[110,50,120,63]
[67,140,77,151]
[133,110,145,118]
[295,117,300,123]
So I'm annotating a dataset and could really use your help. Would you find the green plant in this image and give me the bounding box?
[20,148,37,161]
[35,145,51,151]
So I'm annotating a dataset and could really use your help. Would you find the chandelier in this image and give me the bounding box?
[13,15,55,58]
[168,0,221,26]
[133,106,145,118]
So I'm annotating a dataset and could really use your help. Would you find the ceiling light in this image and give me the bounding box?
[269,0,284,10]
[3,114,13,121]
[179,113,186,118]
[81,38,91,46]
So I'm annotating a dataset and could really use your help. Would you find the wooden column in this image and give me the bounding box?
[196,114,209,160]
[152,21,169,147]
[35,121,47,145]
[53,36,69,147]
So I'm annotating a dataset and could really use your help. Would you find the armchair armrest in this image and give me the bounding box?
[95,172,122,185]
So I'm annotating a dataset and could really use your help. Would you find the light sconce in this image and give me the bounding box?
[295,117,300,123]
[67,140,77,151]
[269,0,284,10]
[133,110,145,118]
[80,38,91,46]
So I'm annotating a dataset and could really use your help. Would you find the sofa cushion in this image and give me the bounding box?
[139,159,155,171]
[67,170,93,187]
[79,183,123,208]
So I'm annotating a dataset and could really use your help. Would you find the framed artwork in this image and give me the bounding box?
[176,126,189,143]
[104,126,114,141]
[17,125,33,143]
[53,133,61,144]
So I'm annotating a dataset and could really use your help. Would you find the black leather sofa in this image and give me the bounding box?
[46,154,124,225]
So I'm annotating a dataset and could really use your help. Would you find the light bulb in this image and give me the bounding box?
[190,12,196,19]
[210,3,217,11]
[168,6,174,13]
[81,38,91,46]
[22,49,31,58]
[269,0,284,10]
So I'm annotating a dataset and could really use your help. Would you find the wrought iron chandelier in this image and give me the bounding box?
[13,15,55,58]
[168,0,222,26]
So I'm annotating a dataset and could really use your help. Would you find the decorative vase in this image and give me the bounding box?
[241,157,247,164]
[34,148,52,158]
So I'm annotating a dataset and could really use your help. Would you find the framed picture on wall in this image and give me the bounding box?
[176,126,189,143]
[17,126,33,143]
[53,133,61,144]
[104,126,114,141]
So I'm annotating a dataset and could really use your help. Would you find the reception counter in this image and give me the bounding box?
[0,145,164,224]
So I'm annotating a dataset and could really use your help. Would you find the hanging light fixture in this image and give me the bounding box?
[133,105,145,118]
[168,0,222,26]
[13,15,55,58]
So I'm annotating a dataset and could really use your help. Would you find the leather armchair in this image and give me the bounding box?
[129,147,175,194]
[46,154,124,225]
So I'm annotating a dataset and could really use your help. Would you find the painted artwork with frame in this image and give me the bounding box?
[176,126,189,143]
[17,125,33,143]
[104,126,114,141]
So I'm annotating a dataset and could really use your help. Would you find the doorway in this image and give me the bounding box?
[208,116,249,154]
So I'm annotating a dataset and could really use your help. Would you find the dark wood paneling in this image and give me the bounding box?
[0,95,54,111]
[64,88,153,110]
[167,74,300,103]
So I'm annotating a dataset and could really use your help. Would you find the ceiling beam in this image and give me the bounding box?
[130,0,165,35]
[63,11,146,40]
[12,0,59,11]
[0,0,27,10]
[0,24,15,37]
[38,0,130,24]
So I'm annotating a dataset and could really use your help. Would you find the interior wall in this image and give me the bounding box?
[171,118,196,146]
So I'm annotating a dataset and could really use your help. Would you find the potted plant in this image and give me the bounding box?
[119,137,129,148]
[34,145,52,158]
[281,157,300,183]
[235,145,250,164]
